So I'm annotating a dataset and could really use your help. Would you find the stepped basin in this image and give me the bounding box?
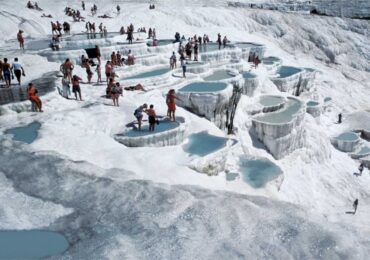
[204,70,236,81]
[350,145,370,159]
[254,98,302,125]
[242,71,259,96]
[306,101,321,117]
[332,132,360,152]
[114,117,186,147]
[147,39,174,47]
[183,132,228,156]
[234,42,266,61]
[0,230,69,259]
[186,62,210,74]
[276,66,302,78]
[252,97,306,159]
[199,43,232,53]
[26,39,51,51]
[262,56,282,72]
[179,82,228,92]
[64,32,120,41]
[5,122,41,144]
[259,95,286,113]
[125,67,171,80]
[240,158,283,188]
[270,66,304,93]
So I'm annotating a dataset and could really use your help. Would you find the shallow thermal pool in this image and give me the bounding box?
[262,56,280,65]
[119,118,181,137]
[64,32,120,41]
[276,66,302,78]
[234,42,263,49]
[204,70,235,81]
[179,82,228,93]
[307,101,319,107]
[254,98,302,124]
[125,68,171,80]
[259,96,286,107]
[183,132,228,156]
[335,132,359,142]
[147,39,174,46]
[242,72,257,79]
[5,122,41,144]
[0,230,69,259]
[199,42,232,53]
[240,159,282,188]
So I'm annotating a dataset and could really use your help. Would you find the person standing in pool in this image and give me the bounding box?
[146,104,157,131]
[2,58,12,87]
[166,89,181,121]
[11,58,25,85]
[194,42,199,61]
[27,83,43,112]
[180,54,186,78]
[217,33,222,50]
[71,75,83,101]
[223,36,228,48]
[134,103,148,131]
[17,30,25,50]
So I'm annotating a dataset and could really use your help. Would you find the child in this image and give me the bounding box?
[96,64,102,83]
[146,104,157,131]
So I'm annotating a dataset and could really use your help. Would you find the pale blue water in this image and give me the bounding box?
[260,96,285,107]
[126,68,171,80]
[336,132,359,141]
[307,101,319,106]
[254,98,302,124]
[204,70,234,81]
[0,230,69,259]
[240,159,282,188]
[183,132,228,156]
[276,66,302,78]
[187,62,206,67]
[64,32,119,41]
[262,56,280,65]
[234,42,263,49]
[324,97,332,102]
[147,39,174,46]
[356,146,370,155]
[5,122,41,144]
[121,119,180,137]
[26,39,50,50]
[179,82,227,92]
[199,43,230,53]
[243,72,257,79]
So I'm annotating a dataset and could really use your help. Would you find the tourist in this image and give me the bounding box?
[358,163,364,176]
[27,83,43,112]
[11,58,25,85]
[127,50,135,66]
[338,113,342,124]
[17,30,25,50]
[95,45,101,64]
[0,59,4,81]
[111,82,123,106]
[56,21,62,35]
[83,60,93,84]
[170,52,177,69]
[117,5,120,13]
[82,1,85,11]
[217,33,222,50]
[134,104,148,130]
[99,23,103,33]
[96,64,102,83]
[120,26,125,35]
[116,51,122,66]
[2,58,12,87]
[194,42,199,61]
[166,89,181,121]
[254,56,261,68]
[353,198,359,214]
[105,61,112,81]
[180,54,186,78]
[146,104,157,131]
[71,75,83,100]
[61,73,70,99]
[124,84,146,92]
[223,36,228,48]
[63,58,74,81]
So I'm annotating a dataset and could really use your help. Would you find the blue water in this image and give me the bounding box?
[243,72,257,79]
[126,68,171,80]
[254,98,302,124]
[234,42,263,49]
[199,43,230,53]
[5,122,41,144]
[336,132,359,141]
[64,32,119,41]
[307,101,319,107]
[0,230,69,259]
[204,70,234,81]
[324,97,332,102]
[179,82,228,93]
[259,96,285,107]
[187,62,206,67]
[121,119,180,137]
[183,132,228,156]
[356,146,370,155]
[26,39,51,50]
[276,66,302,78]
[240,159,282,188]
[147,39,174,46]
[262,56,280,65]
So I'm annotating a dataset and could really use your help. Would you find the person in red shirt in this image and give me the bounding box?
[166,89,181,121]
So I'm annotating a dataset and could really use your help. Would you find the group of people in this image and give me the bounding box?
[64,6,85,22]
[0,58,26,87]
[27,1,42,10]
[149,4,156,10]
[148,28,157,39]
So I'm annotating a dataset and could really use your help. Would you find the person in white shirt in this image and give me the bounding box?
[11,58,25,85]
